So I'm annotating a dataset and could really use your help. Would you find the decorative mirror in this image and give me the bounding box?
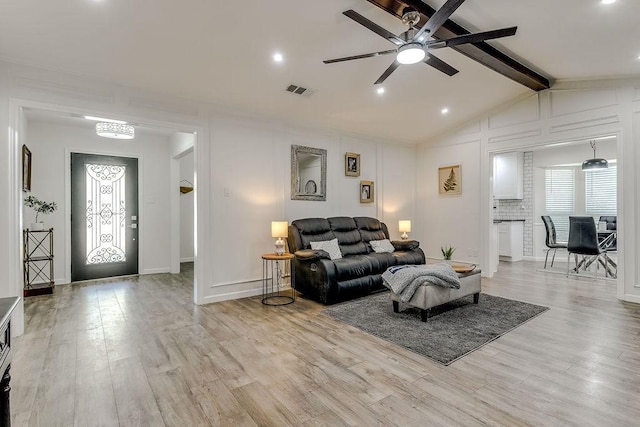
[291,145,327,201]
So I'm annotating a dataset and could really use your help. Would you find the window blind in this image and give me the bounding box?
[545,169,575,241]
[585,165,617,217]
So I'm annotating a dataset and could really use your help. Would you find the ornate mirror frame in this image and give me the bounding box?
[291,145,327,201]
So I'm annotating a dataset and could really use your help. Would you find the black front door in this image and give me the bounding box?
[71,153,139,281]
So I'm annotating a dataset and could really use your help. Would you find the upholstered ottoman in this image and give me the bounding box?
[391,268,481,321]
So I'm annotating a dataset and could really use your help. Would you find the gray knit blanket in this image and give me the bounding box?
[382,263,461,303]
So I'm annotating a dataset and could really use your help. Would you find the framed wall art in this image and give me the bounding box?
[360,180,374,203]
[438,164,461,196]
[22,145,32,192]
[345,152,360,177]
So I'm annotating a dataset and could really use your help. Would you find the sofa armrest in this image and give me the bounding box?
[294,249,331,261]
[391,240,420,251]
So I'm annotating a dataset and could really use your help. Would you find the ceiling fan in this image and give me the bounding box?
[323,0,517,85]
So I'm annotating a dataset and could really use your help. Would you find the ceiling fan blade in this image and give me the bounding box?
[413,0,467,43]
[426,27,518,49]
[374,61,401,85]
[343,9,405,46]
[423,53,459,76]
[323,49,396,64]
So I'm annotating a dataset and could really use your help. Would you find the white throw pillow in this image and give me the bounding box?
[370,239,395,253]
[310,238,342,260]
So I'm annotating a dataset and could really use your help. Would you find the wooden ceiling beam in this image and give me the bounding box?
[365,0,552,91]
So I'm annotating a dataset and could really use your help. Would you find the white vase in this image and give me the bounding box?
[30,222,44,231]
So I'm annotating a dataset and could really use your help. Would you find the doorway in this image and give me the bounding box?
[71,153,139,281]
[488,136,619,282]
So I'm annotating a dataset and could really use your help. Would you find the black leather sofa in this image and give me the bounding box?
[287,216,425,304]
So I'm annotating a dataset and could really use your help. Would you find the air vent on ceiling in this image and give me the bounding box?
[285,84,315,97]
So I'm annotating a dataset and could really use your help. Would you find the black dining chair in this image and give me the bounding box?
[541,216,567,268]
[567,216,609,279]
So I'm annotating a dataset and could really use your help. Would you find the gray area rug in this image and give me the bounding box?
[323,292,549,365]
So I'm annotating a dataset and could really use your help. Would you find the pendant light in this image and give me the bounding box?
[582,140,608,171]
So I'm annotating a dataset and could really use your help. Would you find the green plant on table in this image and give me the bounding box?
[441,245,456,260]
[24,195,58,223]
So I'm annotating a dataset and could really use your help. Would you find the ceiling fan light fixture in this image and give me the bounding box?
[396,43,425,65]
[96,122,135,139]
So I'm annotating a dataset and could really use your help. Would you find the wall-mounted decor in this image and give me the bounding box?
[345,152,360,177]
[291,145,327,201]
[438,164,462,196]
[360,180,374,203]
[179,179,194,194]
[22,145,32,192]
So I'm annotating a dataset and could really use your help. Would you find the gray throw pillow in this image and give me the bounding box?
[310,238,342,260]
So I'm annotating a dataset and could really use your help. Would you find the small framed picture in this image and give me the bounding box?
[22,145,32,192]
[360,180,374,203]
[438,164,462,196]
[345,152,360,177]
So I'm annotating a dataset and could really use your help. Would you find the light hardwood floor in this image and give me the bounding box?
[11,261,640,426]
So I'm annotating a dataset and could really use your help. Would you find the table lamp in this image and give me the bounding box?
[399,220,411,240]
[271,221,288,255]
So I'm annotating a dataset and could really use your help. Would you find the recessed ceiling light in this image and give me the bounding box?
[601,0,616,4]
[376,87,385,95]
[441,107,449,115]
[84,115,127,124]
[273,53,283,62]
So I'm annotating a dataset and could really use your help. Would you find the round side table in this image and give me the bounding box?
[261,253,295,305]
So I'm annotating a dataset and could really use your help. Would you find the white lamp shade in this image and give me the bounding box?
[399,220,412,233]
[271,221,289,238]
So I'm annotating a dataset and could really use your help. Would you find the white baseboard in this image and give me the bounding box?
[142,268,171,275]
[180,257,194,263]
[202,286,262,304]
[622,293,640,304]
[201,278,265,304]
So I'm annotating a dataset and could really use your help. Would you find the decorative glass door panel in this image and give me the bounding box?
[71,154,138,281]
[85,163,127,265]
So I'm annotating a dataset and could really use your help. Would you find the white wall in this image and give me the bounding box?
[416,79,640,304]
[379,144,416,240]
[22,120,173,282]
[416,140,481,262]
[180,151,194,262]
[169,131,195,274]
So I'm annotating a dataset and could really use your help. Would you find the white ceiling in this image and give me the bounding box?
[1,0,639,144]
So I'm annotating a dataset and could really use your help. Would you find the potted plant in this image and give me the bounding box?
[441,245,456,261]
[24,195,58,231]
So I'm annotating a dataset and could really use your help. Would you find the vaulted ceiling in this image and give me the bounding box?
[1,0,638,143]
